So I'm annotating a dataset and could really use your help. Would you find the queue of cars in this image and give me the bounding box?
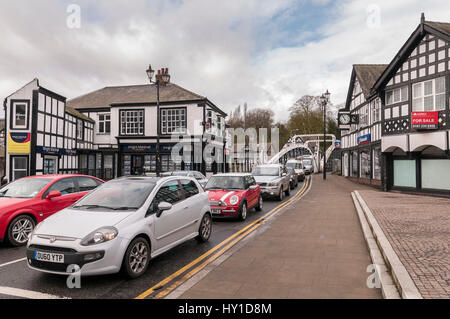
[0,158,309,278]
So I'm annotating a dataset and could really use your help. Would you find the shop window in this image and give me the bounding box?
[393,160,416,188]
[161,108,186,135]
[360,151,371,179]
[98,113,111,134]
[120,110,144,135]
[412,77,446,111]
[12,102,28,129]
[351,152,358,177]
[12,156,28,181]
[421,159,450,190]
[372,147,382,180]
[43,156,58,175]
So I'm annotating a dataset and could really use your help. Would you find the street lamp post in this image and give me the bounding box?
[146,65,170,177]
[320,90,331,180]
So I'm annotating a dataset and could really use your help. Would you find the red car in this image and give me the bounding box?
[0,174,104,246]
[205,173,263,221]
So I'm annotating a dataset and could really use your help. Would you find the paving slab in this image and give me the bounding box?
[179,175,382,299]
[357,190,450,299]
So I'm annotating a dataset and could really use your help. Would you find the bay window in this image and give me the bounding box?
[412,76,446,111]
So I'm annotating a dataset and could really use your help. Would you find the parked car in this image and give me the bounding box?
[0,174,104,246]
[286,159,306,182]
[161,170,208,188]
[205,173,262,221]
[302,157,314,175]
[252,164,290,201]
[286,167,299,190]
[26,176,212,278]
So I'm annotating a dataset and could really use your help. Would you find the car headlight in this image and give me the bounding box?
[81,227,118,246]
[229,195,239,205]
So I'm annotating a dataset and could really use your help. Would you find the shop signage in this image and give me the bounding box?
[357,134,371,145]
[121,145,156,153]
[36,146,78,156]
[411,111,438,130]
[334,140,341,148]
[8,132,31,154]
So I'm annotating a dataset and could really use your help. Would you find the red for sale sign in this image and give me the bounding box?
[411,111,438,130]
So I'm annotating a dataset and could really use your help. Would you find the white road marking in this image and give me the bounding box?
[0,286,70,299]
[0,257,26,268]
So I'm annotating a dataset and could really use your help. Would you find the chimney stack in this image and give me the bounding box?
[421,12,425,24]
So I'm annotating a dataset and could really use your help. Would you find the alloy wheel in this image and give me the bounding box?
[129,242,149,274]
[11,218,34,244]
[200,214,212,240]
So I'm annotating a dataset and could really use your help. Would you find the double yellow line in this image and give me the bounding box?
[135,176,311,299]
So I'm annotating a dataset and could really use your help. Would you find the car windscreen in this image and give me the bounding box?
[0,178,52,198]
[73,180,156,211]
[287,167,295,174]
[205,176,245,190]
[251,167,279,176]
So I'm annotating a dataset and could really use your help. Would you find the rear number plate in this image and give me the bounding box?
[34,251,64,264]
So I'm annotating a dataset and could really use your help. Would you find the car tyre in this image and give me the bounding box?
[238,202,248,221]
[122,237,151,279]
[255,195,263,212]
[277,188,284,201]
[7,215,35,247]
[285,185,291,197]
[196,213,212,243]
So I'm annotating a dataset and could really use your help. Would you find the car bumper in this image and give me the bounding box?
[26,236,129,276]
[210,205,240,218]
[260,187,280,197]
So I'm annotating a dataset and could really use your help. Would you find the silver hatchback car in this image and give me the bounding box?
[26,176,212,278]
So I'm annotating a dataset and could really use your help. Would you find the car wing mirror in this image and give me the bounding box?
[156,201,172,217]
[46,191,62,200]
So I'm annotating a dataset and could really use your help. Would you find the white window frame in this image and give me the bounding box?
[12,102,28,129]
[98,113,111,134]
[160,108,186,135]
[12,156,28,181]
[412,77,446,112]
[120,110,144,136]
[385,86,408,106]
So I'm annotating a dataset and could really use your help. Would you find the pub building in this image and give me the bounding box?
[339,14,450,194]
[2,70,227,182]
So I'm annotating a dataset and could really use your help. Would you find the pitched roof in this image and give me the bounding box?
[66,106,95,123]
[353,64,388,98]
[372,17,450,93]
[425,21,450,36]
[67,82,206,109]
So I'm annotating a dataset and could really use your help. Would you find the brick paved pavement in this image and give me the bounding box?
[180,175,381,299]
[358,190,450,299]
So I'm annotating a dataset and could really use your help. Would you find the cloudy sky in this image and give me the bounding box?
[0,0,448,120]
